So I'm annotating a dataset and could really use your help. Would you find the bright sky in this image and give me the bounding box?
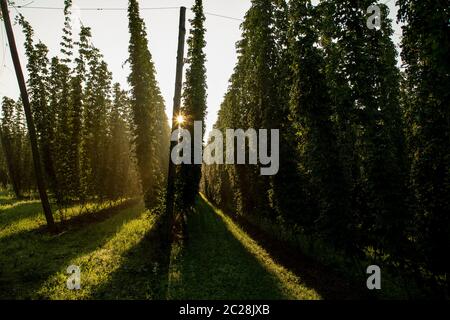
[0,0,400,136]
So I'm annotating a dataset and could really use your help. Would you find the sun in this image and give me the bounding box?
[176,114,185,125]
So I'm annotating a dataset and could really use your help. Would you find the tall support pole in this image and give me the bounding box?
[1,0,55,231]
[165,6,186,242]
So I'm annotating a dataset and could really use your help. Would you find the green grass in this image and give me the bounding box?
[168,195,321,300]
[1,191,337,300]
[0,194,168,299]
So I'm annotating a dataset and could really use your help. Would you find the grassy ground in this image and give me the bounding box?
[0,193,168,299]
[1,191,356,300]
[168,195,321,300]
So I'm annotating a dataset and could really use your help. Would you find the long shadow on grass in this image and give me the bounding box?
[0,201,42,227]
[0,199,139,238]
[0,202,143,299]
[167,198,298,300]
[0,194,24,207]
[88,219,171,300]
[221,205,368,300]
[54,199,141,232]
